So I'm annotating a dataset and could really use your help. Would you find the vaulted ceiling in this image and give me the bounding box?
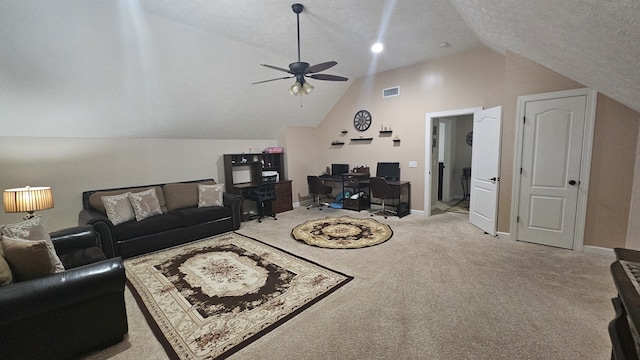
[1,0,638,139]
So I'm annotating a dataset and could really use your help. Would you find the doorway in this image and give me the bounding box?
[432,115,473,214]
[425,107,482,217]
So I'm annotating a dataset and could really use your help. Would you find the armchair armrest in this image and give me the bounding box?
[78,209,117,258]
[50,225,99,254]
[0,257,124,324]
[0,258,128,360]
[224,192,243,230]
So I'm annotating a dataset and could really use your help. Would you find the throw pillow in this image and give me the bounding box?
[101,192,135,225]
[128,188,163,221]
[0,237,13,286]
[2,235,58,281]
[1,216,65,273]
[198,183,225,207]
[1,215,49,240]
[164,181,216,211]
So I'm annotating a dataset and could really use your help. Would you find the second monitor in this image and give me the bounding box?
[331,163,350,176]
[376,162,400,181]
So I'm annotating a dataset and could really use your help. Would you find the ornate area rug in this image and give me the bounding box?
[125,232,352,359]
[291,216,393,249]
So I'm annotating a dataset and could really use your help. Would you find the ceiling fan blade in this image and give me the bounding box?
[252,76,294,85]
[306,61,337,74]
[260,64,293,74]
[308,73,349,82]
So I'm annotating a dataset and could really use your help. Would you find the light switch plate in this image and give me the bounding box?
[408,161,418,168]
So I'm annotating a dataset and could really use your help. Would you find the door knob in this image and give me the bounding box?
[568,180,577,185]
[489,177,497,181]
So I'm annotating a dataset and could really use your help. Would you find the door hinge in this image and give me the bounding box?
[523,116,526,123]
[517,216,520,223]
[520,167,523,174]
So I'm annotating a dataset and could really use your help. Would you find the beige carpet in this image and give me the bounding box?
[82,207,617,360]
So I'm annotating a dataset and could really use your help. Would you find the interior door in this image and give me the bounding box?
[516,96,586,249]
[469,106,502,235]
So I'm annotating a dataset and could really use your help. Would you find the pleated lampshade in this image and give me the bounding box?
[3,186,54,218]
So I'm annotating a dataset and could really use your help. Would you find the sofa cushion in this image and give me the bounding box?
[1,216,65,273]
[113,213,182,241]
[164,181,215,212]
[101,192,135,225]
[89,186,167,214]
[58,247,107,269]
[171,206,232,227]
[128,188,163,221]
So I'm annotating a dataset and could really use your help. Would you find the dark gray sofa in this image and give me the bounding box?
[78,179,243,259]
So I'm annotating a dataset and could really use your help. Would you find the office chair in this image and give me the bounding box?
[307,175,333,210]
[369,177,400,219]
[247,175,278,222]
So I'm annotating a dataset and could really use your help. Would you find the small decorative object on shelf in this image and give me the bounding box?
[331,140,345,145]
[341,129,348,134]
[393,136,401,143]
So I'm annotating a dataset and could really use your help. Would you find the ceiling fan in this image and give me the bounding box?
[252,3,348,96]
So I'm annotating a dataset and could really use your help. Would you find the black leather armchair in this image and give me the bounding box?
[0,226,128,360]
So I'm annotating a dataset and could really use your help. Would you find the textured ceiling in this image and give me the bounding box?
[1,0,638,139]
[451,0,640,116]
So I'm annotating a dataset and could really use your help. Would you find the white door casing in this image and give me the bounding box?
[510,88,597,250]
[469,106,503,236]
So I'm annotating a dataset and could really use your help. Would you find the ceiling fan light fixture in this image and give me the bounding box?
[289,82,302,96]
[302,82,314,95]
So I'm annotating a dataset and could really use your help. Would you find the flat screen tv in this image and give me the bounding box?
[376,162,400,181]
[331,163,350,176]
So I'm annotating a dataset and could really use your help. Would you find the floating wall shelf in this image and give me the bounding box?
[379,130,393,134]
[350,137,373,142]
[331,141,345,145]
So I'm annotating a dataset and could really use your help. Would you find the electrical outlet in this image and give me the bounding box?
[408,161,418,168]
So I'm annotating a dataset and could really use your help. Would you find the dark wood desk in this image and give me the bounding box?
[365,180,411,218]
[232,180,293,216]
[318,175,411,217]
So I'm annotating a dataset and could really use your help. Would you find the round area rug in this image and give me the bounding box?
[291,216,393,249]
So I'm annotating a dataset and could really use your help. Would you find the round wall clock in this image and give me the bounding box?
[466,131,473,146]
[353,110,372,131]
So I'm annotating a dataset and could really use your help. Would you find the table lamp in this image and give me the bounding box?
[3,186,54,219]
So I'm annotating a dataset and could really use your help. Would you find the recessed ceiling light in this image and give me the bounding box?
[371,42,383,53]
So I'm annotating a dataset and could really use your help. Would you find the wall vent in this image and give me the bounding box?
[383,86,400,98]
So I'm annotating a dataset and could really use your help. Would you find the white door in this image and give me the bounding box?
[516,96,587,249]
[469,106,502,235]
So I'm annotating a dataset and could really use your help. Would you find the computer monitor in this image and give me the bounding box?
[331,163,350,176]
[376,162,400,181]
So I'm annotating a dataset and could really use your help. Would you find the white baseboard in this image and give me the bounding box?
[496,231,510,240]
[582,245,616,257]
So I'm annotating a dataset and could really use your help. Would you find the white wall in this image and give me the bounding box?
[0,137,275,230]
